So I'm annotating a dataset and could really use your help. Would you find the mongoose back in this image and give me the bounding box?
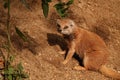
[56,18,120,79]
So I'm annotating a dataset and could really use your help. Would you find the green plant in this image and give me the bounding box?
[41,0,74,18]
[0,0,74,79]
[0,49,28,80]
[3,56,28,80]
[54,0,74,17]
[0,0,29,80]
[42,0,52,18]
[20,0,74,17]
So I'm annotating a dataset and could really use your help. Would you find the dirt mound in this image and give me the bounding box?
[0,0,120,80]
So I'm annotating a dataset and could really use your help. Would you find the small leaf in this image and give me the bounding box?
[21,73,29,78]
[42,2,49,17]
[46,0,52,2]
[8,67,14,74]
[9,55,15,63]
[57,9,66,17]
[15,27,28,42]
[17,63,23,72]
[8,75,12,80]
[54,2,65,9]
[42,0,51,3]
[66,0,74,5]
[4,69,8,75]
[54,2,68,17]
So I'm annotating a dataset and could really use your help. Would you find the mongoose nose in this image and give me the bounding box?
[57,29,62,33]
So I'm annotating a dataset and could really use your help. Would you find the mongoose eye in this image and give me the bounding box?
[57,24,61,28]
[70,24,73,27]
[64,26,68,29]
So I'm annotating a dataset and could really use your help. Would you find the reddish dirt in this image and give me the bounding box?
[0,0,120,80]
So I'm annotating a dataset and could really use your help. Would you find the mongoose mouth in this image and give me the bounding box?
[57,30,70,36]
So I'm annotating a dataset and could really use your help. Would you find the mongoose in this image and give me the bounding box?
[56,18,120,79]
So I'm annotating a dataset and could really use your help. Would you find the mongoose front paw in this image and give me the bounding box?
[62,60,68,65]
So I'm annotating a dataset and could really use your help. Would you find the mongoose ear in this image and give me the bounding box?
[69,20,75,27]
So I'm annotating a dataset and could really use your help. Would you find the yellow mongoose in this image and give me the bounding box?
[56,18,120,79]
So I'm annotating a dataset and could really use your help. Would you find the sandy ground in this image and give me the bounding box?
[0,0,120,80]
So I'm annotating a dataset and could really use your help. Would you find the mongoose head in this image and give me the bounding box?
[56,18,76,35]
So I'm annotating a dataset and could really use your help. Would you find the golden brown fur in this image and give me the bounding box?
[56,18,120,79]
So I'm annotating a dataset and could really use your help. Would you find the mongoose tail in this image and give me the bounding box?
[99,65,120,79]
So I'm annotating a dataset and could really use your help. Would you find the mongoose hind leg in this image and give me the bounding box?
[83,51,108,71]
